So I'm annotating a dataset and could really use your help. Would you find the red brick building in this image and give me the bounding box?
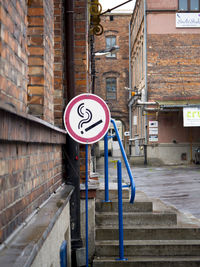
[0,0,93,265]
[94,13,131,137]
[130,0,200,164]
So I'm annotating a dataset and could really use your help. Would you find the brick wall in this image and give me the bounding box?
[94,14,130,130]
[0,0,67,244]
[54,0,66,127]
[0,142,63,242]
[0,0,91,244]
[0,107,66,243]
[0,0,28,112]
[147,34,200,102]
[74,0,88,96]
[27,0,54,123]
[74,0,90,182]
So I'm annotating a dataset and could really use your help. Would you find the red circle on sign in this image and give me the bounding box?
[63,94,111,144]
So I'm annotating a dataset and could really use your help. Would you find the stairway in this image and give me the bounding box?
[92,186,200,266]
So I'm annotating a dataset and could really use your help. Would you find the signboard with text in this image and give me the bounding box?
[176,13,200,28]
[183,107,200,127]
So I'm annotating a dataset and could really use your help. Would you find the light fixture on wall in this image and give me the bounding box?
[124,86,141,97]
[94,45,119,56]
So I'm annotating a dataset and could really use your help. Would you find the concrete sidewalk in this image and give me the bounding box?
[96,157,200,219]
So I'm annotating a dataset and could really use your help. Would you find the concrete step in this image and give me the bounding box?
[95,200,153,213]
[95,212,177,226]
[96,188,130,201]
[95,240,200,257]
[93,256,200,267]
[95,226,200,241]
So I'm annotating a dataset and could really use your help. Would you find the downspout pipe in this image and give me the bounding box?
[128,21,132,156]
[144,0,148,165]
[65,0,82,255]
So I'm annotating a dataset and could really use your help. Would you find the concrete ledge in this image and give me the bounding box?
[0,103,67,143]
[0,184,74,267]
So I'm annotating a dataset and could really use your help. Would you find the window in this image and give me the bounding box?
[191,0,199,10]
[106,36,116,58]
[106,77,116,99]
[179,0,200,11]
[110,15,114,21]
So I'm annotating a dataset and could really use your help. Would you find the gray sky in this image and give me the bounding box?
[99,0,136,13]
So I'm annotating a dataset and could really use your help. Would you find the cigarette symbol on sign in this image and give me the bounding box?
[85,119,103,132]
[77,103,103,134]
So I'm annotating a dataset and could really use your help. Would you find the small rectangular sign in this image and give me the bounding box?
[149,128,158,135]
[183,107,200,127]
[124,131,130,136]
[149,121,158,128]
[149,135,158,142]
[176,13,200,28]
[133,116,137,125]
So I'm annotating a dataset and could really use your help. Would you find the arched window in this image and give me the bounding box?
[106,77,117,99]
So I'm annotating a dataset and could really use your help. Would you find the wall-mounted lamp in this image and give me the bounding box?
[94,45,119,56]
[124,86,141,97]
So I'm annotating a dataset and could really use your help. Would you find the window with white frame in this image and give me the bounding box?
[106,36,116,58]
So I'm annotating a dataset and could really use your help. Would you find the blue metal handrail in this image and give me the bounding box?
[107,119,135,203]
[116,160,127,261]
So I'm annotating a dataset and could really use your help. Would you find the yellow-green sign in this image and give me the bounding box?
[183,107,200,127]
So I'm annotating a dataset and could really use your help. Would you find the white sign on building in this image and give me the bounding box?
[149,121,158,128]
[149,135,158,142]
[176,13,200,28]
[183,107,200,127]
[149,128,158,135]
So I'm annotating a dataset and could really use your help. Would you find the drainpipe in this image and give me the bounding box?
[144,0,148,165]
[128,22,132,156]
[65,0,82,257]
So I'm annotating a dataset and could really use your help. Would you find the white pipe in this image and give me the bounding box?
[137,99,158,105]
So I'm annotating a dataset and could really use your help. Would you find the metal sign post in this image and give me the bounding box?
[63,94,110,267]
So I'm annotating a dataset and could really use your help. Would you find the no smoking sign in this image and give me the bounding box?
[63,94,111,144]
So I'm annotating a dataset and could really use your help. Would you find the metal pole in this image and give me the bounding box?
[128,21,132,156]
[60,240,67,267]
[104,133,110,202]
[144,0,148,165]
[85,144,89,267]
[116,160,127,261]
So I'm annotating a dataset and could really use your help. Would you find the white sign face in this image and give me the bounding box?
[183,107,200,127]
[124,131,130,136]
[149,135,158,142]
[149,128,158,135]
[149,121,158,128]
[176,13,200,28]
[133,116,137,126]
[63,94,111,144]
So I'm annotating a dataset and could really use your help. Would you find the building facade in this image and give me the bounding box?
[0,0,94,265]
[130,0,200,165]
[94,13,131,140]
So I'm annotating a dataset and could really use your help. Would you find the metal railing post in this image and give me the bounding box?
[104,133,110,202]
[111,119,135,203]
[60,240,67,267]
[116,160,127,261]
[85,144,89,267]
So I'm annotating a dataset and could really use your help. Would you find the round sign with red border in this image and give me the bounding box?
[63,94,111,144]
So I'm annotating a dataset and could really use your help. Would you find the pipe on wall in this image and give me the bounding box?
[128,22,132,156]
[65,0,82,256]
[144,0,148,165]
